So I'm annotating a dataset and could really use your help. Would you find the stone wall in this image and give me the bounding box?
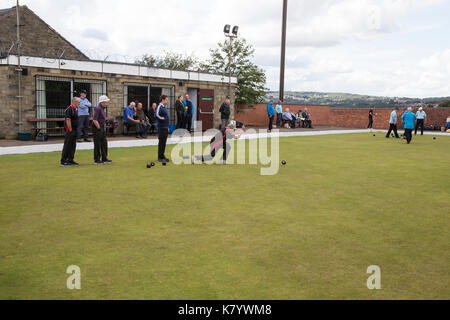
[236,104,450,130]
[0,66,235,139]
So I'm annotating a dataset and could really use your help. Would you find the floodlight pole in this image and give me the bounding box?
[279,0,288,102]
[225,33,237,99]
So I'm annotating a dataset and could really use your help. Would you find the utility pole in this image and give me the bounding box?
[279,0,288,102]
[16,0,23,133]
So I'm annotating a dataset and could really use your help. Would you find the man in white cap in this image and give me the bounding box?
[92,95,112,165]
[415,107,427,135]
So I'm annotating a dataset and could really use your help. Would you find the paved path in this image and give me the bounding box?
[0,129,447,156]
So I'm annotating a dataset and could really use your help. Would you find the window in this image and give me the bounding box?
[123,83,175,124]
[35,76,107,134]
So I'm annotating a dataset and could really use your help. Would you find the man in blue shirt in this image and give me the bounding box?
[77,90,92,142]
[123,102,140,138]
[386,107,400,138]
[415,107,427,136]
[156,95,170,163]
[184,94,194,132]
[267,100,275,132]
[402,107,416,144]
[275,101,283,128]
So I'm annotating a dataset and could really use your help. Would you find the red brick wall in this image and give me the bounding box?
[236,104,450,129]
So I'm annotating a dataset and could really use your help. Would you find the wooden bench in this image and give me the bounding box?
[28,118,117,137]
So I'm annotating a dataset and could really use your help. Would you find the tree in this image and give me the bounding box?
[136,51,200,71]
[201,37,267,108]
[438,100,450,108]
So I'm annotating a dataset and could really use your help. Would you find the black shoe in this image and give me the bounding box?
[84,139,92,142]
[103,160,113,164]
[60,162,70,167]
[77,139,83,143]
[163,157,170,163]
[70,161,80,166]
[158,158,169,163]
[94,161,104,165]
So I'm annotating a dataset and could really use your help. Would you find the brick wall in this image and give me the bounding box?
[236,104,450,130]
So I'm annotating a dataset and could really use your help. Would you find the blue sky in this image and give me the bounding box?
[1,0,449,98]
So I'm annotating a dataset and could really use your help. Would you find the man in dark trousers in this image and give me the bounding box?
[77,89,92,143]
[192,121,244,164]
[368,108,374,130]
[61,97,81,166]
[415,107,427,136]
[402,107,416,144]
[156,95,170,163]
[184,94,193,132]
[93,95,112,165]
[386,107,400,139]
[267,100,275,132]
[175,95,185,130]
[219,99,231,129]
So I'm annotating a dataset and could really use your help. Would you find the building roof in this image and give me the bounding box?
[0,5,89,60]
[0,54,238,85]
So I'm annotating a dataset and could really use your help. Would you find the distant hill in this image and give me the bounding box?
[265,91,450,108]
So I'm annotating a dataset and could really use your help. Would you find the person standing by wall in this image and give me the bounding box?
[275,101,283,128]
[402,107,416,144]
[415,107,427,136]
[156,95,170,163]
[368,108,374,131]
[219,99,231,129]
[60,97,80,166]
[77,90,92,143]
[184,94,194,132]
[386,107,400,139]
[267,100,275,132]
[92,95,112,165]
[175,96,185,130]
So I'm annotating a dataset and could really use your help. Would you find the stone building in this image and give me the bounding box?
[0,6,236,139]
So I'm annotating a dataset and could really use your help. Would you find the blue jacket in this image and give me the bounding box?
[183,100,194,115]
[267,103,275,117]
[402,111,416,130]
[78,97,92,116]
[156,103,170,129]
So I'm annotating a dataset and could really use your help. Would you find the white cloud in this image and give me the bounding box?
[1,0,448,97]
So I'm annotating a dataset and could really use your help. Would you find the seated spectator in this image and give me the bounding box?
[282,108,296,129]
[146,103,158,134]
[446,116,450,130]
[123,102,140,137]
[290,112,298,128]
[135,102,150,138]
[302,108,313,128]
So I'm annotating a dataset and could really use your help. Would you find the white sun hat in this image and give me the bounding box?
[99,95,110,103]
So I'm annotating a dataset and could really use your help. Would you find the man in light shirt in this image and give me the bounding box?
[415,107,427,135]
[386,107,400,139]
[275,101,283,128]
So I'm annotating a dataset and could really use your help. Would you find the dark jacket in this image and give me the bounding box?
[156,104,170,129]
[219,102,231,120]
[175,100,185,115]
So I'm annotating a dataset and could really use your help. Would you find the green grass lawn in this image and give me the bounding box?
[0,133,449,300]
